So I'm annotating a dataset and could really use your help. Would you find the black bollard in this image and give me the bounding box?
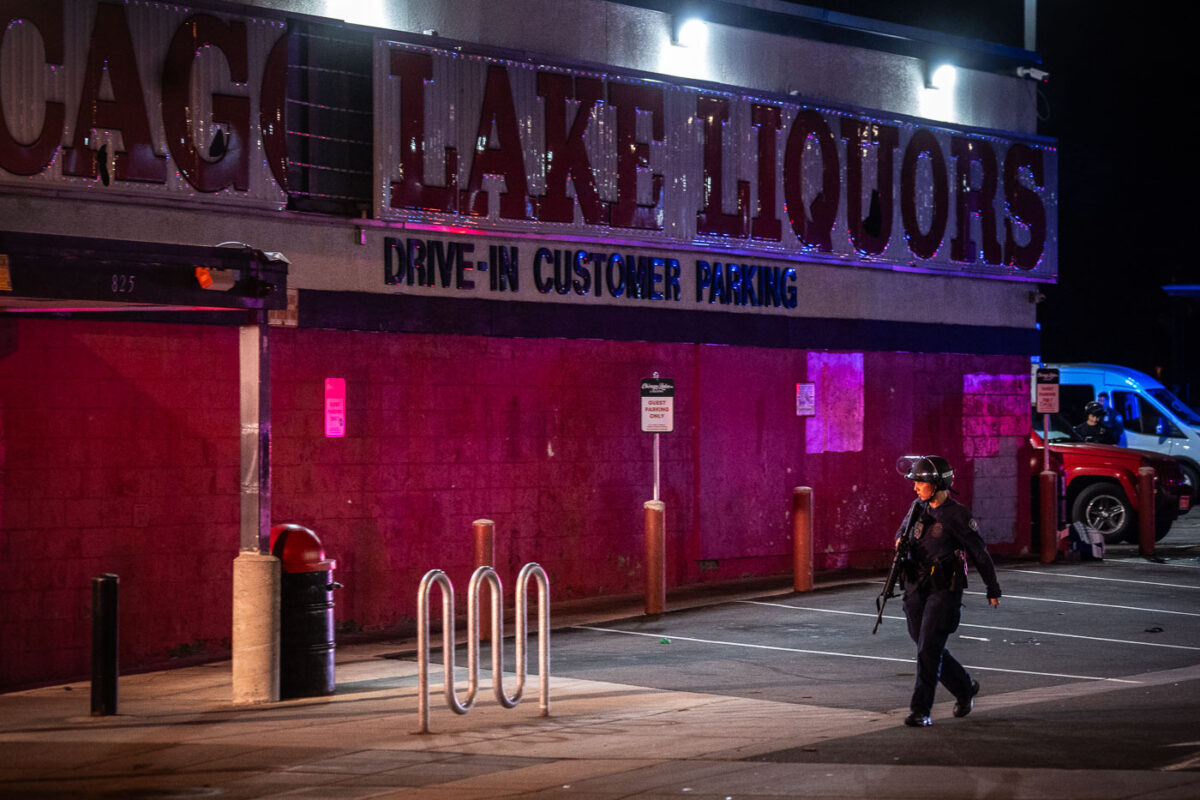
[91,574,119,716]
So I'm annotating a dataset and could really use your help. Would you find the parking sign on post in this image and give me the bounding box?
[641,377,675,432]
[640,375,673,614]
[1036,368,1060,414]
[1036,367,1059,473]
[641,376,673,504]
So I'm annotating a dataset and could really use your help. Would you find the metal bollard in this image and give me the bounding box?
[1138,466,1156,557]
[791,487,814,593]
[1039,470,1058,563]
[473,519,495,639]
[473,519,494,569]
[644,500,665,615]
[91,574,119,716]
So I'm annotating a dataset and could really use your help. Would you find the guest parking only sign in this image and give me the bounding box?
[641,378,675,433]
[1036,367,1059,414]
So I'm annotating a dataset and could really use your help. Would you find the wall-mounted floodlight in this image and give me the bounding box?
[323,0,389,28]
[661,10,710,78]
[925,62,957,90]
[920,61,959,122]
[672,16,709,48]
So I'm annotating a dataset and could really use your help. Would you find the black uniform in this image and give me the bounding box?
[899,497,1001,718]
[1073,420,1117,444]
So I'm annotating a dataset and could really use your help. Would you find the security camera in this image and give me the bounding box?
[1016,66,1050,82]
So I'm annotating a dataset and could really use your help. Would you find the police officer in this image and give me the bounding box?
[1096,393,1126,445]
[1073,400,1118,444]
[896,455,1001,727]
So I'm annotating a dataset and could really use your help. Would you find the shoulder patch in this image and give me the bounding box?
[969,518,979,531]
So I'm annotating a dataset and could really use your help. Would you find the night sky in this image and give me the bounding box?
[794,2,1200,399]
[1035,4,1198,397]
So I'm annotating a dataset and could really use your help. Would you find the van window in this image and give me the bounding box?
[1148,388,1200,428]
[1112,390,1185,438]
[1059,384,1096,424]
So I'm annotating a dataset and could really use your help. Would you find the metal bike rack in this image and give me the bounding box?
[417,562,550,733]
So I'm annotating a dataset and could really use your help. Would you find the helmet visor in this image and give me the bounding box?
[896,455,925,479]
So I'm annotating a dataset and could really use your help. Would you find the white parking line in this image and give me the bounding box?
[572,625,1142,683]
[738,601,1200,651]
[1105,557,1200,570]
[962,590,1200,617]
[1000,568,1200,589]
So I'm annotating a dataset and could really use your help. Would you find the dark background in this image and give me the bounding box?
[788,1,1200,401]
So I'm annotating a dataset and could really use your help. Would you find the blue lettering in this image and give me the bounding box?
[533,247,554,294]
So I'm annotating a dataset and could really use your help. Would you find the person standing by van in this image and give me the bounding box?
[895,456,1001,727]
[1074,401,1118,444]
[1097,392,1126,445]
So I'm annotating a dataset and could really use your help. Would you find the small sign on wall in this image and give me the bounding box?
[325,378,346,437]
[796,382,816,416]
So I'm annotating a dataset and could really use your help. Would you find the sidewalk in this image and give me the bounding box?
[0,640,913,800]
[2,573,1198,799]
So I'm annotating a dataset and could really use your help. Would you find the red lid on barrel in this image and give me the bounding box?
[269,524,337,573]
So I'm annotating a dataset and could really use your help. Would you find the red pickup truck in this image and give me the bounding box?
[1031,415,1191,544]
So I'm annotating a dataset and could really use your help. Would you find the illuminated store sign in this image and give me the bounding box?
[0,1,1056,280]
[376,43,1056,279]
[0,1,287,207]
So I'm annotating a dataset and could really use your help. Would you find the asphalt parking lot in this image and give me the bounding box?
[544,522,1200,773]
[1,521,1197,798]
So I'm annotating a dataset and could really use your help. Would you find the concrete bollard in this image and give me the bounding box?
[644,500,665,615]
[232,552,281,704]
[1138,467,1156,557]
[791,487,814,593]
[1040,470,1058,564]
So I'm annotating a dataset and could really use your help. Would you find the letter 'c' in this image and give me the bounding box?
[0,1,65,176]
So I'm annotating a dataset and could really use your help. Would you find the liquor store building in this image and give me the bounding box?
[0,0,1056,689]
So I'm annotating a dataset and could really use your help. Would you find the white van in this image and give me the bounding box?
[1042,362,1200,492]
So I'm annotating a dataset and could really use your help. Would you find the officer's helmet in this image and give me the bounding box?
[1084,400,1104,419]
[897,454,954,491]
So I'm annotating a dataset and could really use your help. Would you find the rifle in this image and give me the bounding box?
[872,500,925,634]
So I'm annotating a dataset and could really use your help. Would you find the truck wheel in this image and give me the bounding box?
[1071,483,1135,544]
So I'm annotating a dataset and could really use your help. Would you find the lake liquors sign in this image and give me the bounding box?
[375,42,1056,279]
[0,1,1056,281]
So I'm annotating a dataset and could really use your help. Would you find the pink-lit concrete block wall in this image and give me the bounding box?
[0,320,240,688]
[0,319,1031,689]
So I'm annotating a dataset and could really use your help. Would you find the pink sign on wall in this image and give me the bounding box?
[324,378,346,438]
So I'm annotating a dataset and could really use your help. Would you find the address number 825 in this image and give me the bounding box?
[111,274,136,294]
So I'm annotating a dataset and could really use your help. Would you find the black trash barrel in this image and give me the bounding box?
[270,524,340,698]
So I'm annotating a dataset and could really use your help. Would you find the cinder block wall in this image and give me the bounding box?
[0,319,1030,689]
